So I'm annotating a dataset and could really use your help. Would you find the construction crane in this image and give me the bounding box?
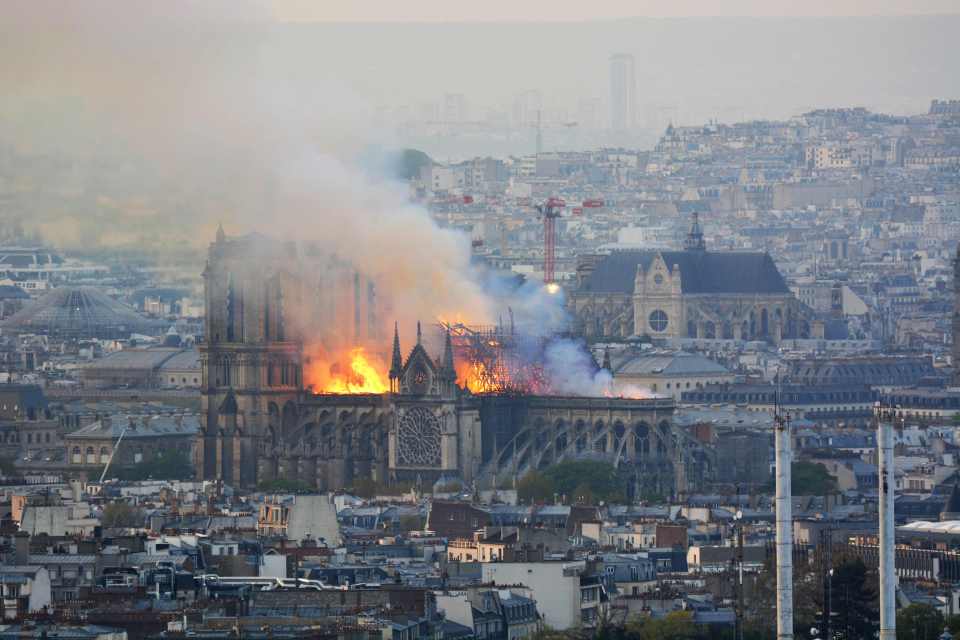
[98,425,129,484]
[535,197,565,286]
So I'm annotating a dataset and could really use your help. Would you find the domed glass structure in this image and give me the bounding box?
[1,286,163,339]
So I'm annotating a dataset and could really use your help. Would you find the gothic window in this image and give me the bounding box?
[704,321,716,339]
[687,320,697,338]
[396,407,441,467]
[275,286,285,341]
[654,274,664,285]
[226,275,235,342]
[648,310,669,332]
[264,285,271,341]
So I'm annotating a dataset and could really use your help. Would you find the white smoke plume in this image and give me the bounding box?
[544,339,614,397]
[0,1,637,398]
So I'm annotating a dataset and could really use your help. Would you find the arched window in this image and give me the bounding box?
[99,447,110,464]
[86,447,96,464]
[72,447,82,464]
[704,321,716,339]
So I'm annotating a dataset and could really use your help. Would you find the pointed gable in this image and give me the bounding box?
[399,324,438,395]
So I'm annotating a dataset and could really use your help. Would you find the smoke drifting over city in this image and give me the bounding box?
[2,3,960,637]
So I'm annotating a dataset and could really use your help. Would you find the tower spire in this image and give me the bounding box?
[417,321,422,345]
[602,346,612,372]
[684,212,706,252]
[440,329,456,382]
[216,222,225,243]
[389,322,403,380]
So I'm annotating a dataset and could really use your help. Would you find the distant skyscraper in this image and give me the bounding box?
[443,93,468,123]
[609,53,636,133]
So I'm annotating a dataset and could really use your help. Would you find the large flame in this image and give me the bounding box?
[456,360,497,394]
[306,347,389,394]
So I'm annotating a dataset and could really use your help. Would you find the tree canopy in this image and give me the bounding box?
[517,461,625,504]
[898,604,947,640]
[258,478,314,493]
[792,461,839,496]
[392,148,432,180]
[101,502,144,528]
[111,449,193,481]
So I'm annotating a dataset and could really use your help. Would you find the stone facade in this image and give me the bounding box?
[196,229,679,491]
[569,216,812,343]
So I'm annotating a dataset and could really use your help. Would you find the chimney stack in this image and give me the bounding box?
[876,403,897,640]
[774,397,793,640]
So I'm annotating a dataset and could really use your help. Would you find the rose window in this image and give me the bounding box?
[648,309,669,332]
[397,407,441,466]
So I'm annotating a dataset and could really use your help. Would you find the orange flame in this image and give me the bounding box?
[307,347,389,394]
[456,360,497,394]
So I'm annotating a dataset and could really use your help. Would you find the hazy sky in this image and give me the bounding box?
[272,0,960,22]
[2,0,960,249]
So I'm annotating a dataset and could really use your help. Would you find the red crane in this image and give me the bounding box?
[535,197,566,285]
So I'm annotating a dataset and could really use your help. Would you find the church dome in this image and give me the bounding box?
[1,286,163,339]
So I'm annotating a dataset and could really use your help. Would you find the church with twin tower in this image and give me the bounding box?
[195,227,680,492]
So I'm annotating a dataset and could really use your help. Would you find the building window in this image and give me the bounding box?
[648,310,669,332]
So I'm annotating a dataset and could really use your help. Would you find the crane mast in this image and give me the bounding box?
[98,425,129,484]
[536,197,565,285]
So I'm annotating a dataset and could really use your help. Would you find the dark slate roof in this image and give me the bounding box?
[579,250,790,295]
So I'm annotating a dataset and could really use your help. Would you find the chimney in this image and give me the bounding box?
[877,405,897,640]
[70,480,83,504]
[13,532,29,566]
[774,406,793,640]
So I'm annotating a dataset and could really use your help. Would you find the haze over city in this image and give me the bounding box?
[0,2,959,640]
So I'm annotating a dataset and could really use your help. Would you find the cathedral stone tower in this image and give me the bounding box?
[954,244,960,387]
[197,227,303,488]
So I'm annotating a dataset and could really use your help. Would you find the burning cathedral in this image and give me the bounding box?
[196,228,685,492]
